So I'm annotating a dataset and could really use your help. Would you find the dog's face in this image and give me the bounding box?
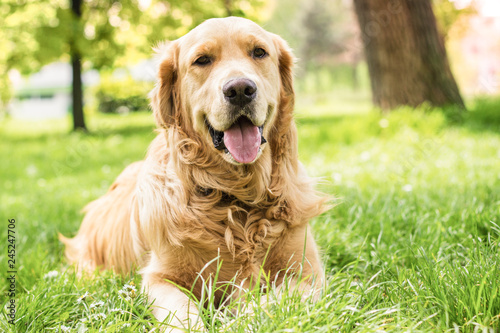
[151,17,294,165]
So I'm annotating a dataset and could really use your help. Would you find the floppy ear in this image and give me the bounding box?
[267,34,298,195]
[269,34,296,154]
[272,34,295,100]
[267,35,328,225]
[149,41,179,128]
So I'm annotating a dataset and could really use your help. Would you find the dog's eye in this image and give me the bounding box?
[252,48,267,59]
[194,55,212,66]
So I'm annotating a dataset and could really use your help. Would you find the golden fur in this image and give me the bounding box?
[61,17,329,331]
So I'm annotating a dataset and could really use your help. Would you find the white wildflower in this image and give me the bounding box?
[90,300,105,310]
[44,270,59,279]
[402,184,413,192]
[360,151,371,161]
[332,172,342,184]
[76,322,88,333]
[59,325,71,332]
[76,292,90,304]
[118,282,137,300]
[122,284,137,293]
[118,290,131,301]
[26,164,38,177]
[91,313,107,321]
[379,118,389,128]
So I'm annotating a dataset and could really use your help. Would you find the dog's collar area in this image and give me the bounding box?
[206,117,267,152]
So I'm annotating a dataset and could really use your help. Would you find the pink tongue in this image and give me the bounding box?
[223,118,261,164]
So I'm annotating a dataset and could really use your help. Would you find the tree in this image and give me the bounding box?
[265,0,363,89]
[352,0,465,111]
[1,0,265,130]
[433,0,475,38]
[298,0,346,71]
[71,0,85,130]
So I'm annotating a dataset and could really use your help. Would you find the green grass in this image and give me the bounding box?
[1,97,500,332]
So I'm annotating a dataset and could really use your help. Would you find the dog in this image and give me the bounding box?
[61,16,328,331]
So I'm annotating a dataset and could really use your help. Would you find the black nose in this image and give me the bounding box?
[223,78,257,107]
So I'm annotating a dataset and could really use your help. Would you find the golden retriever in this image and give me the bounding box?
[61,16,328,331]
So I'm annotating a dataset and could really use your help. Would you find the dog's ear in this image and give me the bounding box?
[272,34,295,99]
[269,33,296,152]
[149,41,179,128]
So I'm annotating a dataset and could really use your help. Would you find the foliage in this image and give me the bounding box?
[93,74,153,114]
[265,0,361,76]
[433,0,475,37]
[465,96,500,130]
[1,97,500,331]
[0,0,266,106]
[298,0,353,69]
[296,64,371,94]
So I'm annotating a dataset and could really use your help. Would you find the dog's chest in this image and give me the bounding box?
[205,204,287,259]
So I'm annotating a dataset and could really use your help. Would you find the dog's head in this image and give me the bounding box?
[150,17,294,165]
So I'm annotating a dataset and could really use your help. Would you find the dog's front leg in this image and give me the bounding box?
[142,272,205,332]
[265,225,325,302]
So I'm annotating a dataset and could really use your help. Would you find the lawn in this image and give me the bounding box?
[1,95,499,332]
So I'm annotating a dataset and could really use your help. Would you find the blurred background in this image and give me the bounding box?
[0,0,498,127]
[2,2,500,331]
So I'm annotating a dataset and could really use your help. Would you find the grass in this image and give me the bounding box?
[1,95,500,332]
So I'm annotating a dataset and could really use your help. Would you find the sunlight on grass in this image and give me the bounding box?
[1,97,499,332]
[295,89,372,117]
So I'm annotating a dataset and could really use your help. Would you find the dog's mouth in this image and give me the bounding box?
[207,116,267,164]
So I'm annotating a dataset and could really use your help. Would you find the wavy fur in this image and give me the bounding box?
[61,17,329,330]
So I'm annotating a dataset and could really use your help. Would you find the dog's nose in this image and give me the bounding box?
[223,78,257,107]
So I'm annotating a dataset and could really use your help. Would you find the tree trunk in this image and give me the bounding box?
[71,0,86,131]
[71,53,85,131]
[352,0,465,111]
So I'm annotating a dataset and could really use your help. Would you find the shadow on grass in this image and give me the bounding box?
[3,97,499,146]
[295,114,350,126]
[1,116,156,144]
[86,123,156,138]
[298,97,500,139]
